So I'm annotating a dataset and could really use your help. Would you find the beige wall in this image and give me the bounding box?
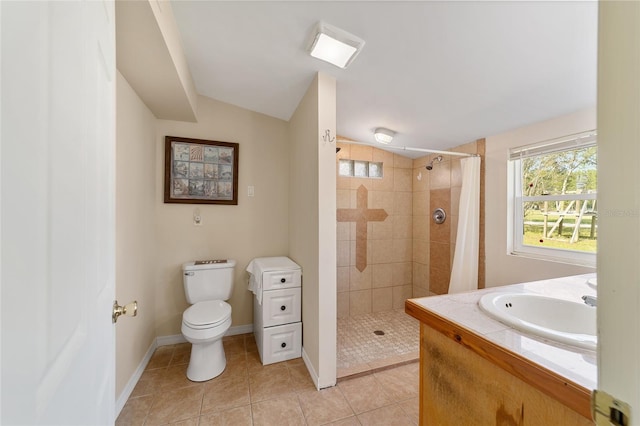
[317,73,337,388]
[115,72,159,396]
[336,144,413,317]
[148,0,198,115]
[413,140,486,295]
[484,108,596,287]
[597,1,640,412]
[289,73,337,388]
[116,0,197,122]
[289,74,320,372]
[154,95,290,336]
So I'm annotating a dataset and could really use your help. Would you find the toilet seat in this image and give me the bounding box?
[183,300,231,330]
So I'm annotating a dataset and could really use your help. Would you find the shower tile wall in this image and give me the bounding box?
[412,139,486,296]
[336,142,413,318]
[411,155,430,298]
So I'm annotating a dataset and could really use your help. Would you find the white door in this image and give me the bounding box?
[597,1,640,420]
[1,0,116,423]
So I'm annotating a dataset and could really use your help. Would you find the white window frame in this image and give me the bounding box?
[507,131,597,267]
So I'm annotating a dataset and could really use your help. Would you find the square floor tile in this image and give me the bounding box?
[298,387,355,426]
[199,405,252,426]
[251,395,306,426]
[339,374,392,414]
[145,386,204,425]
[201,375,250,414]
[116,395,153,426]
[357,403,414,426]
[122,321,419,426]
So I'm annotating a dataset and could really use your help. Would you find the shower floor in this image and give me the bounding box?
[337,309,420,379]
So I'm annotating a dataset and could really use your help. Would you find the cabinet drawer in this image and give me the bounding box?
[261,322,301,365]
[262,288,301,327]
[262,269,301,291]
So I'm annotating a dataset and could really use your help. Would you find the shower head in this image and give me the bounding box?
[425,155,443,170]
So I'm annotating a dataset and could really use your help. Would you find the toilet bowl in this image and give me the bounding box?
[181,259,235,382]
[181,299,232,382]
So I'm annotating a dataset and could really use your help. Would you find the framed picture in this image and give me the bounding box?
[164,136,239,205]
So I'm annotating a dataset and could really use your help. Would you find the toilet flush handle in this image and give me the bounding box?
[112,300,138,324]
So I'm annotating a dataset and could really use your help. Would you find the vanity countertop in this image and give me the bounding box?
[405,273,597,418]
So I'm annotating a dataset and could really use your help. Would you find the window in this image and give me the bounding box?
[338,159,383,178]
[508,131,597,266]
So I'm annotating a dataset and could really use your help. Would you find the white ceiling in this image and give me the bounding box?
[171,1,597,153]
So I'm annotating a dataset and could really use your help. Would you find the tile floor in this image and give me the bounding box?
[117,333,419,425]
[337,309,420,378]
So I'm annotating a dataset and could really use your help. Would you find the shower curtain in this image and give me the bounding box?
[448,156,481,294]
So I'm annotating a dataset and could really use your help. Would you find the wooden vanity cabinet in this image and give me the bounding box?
[406,300,593,426]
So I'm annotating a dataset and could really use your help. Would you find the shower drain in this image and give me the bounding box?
[373,330,385,336]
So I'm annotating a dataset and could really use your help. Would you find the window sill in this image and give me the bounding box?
[509,249,596,268]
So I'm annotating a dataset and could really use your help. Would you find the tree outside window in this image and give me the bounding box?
[510,131,597,265]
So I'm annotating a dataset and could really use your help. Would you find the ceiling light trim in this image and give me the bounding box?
[308,22,365,69]
[374,127,395,144]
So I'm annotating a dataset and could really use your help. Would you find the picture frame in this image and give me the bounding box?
[164,136,239,205]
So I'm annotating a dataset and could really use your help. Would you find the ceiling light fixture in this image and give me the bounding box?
[308,22,365,69]
[374,128,395,145]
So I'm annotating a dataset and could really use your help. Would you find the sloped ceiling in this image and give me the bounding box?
[117,0,197,122]
[171,1,597,152]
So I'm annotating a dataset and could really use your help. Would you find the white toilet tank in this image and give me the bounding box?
[183,260,236,304]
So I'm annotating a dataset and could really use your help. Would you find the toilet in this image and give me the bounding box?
[181,259,236,382]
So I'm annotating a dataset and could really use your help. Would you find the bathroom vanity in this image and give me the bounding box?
[405,274,596,425]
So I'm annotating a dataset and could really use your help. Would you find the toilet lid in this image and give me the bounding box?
[183,300,231,328]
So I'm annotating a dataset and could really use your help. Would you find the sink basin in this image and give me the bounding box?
[478,292,596,350]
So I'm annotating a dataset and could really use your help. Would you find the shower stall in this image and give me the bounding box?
[335,139,485,378]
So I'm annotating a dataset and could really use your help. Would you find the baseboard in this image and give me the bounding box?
[301,347,320,390]
[116,324,254,417]
[318,373,337,389]
[115,339,157,417]
[155,334,187,346]
[301,347,336,390]
[227,323,253,336]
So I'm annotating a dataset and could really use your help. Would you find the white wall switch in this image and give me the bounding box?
[248,185,255,197]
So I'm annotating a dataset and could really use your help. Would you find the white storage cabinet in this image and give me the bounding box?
[251,260,302,365]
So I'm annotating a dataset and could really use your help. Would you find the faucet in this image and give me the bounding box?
[582,295,597,307]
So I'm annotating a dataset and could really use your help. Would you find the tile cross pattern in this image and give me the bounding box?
[337,185,388,272]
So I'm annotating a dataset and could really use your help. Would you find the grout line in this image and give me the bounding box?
[337,359,419,383]
[122,330,417,425]
[336,311,419,379]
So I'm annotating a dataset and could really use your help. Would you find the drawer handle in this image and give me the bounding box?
[280,278,286,283]
[280,305,286,311]
[281,342,287,348]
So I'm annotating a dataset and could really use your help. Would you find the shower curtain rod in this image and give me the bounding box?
[336,138,478,157]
